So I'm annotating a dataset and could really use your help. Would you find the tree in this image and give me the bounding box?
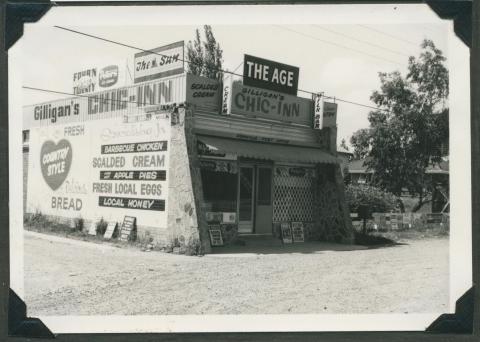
[186,25,223,80]
[350,39,449,212]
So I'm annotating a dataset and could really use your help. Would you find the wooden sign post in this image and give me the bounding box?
[292,222,305,243]
[104,221,118,239]
[119,216,136,242]
[281,222,293,244]
[208,225,224,247]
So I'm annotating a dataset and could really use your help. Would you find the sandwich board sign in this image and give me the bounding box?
[208,225,224,247]
[120,216,136,242]
[292,222,305,243]
[104,221,118,239]
[87,221,97,236]
[280,222,293,244]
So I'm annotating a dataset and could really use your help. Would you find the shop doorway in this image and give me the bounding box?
[237,164,273,234]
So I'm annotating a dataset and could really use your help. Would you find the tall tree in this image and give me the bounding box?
[186,25,223,80]
[350,39,449,211]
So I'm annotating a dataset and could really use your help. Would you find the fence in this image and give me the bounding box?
[353,212,450,231]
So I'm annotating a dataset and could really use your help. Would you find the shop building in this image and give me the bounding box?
[22,46,353,254]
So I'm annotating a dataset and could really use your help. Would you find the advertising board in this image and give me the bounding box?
[24,74,186,129]
[134,41,184,83]
[230,82,312,126]
[26,115,171,229]
[313,94,338,129]
[185,73,221,112]
[243,54,299,95]
[73,64,126,95]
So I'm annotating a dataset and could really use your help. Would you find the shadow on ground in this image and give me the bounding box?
[209,236,408,255]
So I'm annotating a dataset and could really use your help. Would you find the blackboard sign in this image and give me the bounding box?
[119,216,136,242]
[280,222,293,244]
[104,221,118,239]
[292,222,305,243]
[208,225,224,247]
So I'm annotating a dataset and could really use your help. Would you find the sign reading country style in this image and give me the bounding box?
[243,54,299,95]
[134,41,184,83]
[231,82,312,126]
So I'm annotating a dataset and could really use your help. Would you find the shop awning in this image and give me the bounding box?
[197,135,339,164]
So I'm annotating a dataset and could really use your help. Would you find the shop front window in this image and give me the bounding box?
[201,168,237,212]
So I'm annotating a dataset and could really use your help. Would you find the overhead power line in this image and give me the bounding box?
[47,25,389,113]
[356,24,419,46]
[310,25,411,58]
[272,25,406,67]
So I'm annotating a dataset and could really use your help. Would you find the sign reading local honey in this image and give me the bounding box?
[243,54,299,95]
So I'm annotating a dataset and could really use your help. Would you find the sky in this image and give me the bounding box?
[17,5,449,148]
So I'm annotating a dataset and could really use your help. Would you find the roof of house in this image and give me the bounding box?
[348,157,374,173]
[337,146,353,155]
[347,157,449,174]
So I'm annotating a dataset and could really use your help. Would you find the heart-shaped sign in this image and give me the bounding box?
[40,139,72,191]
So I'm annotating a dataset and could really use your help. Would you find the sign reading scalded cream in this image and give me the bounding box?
[230,82,312,126]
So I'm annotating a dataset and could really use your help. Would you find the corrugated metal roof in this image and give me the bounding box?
[197,135,339,164]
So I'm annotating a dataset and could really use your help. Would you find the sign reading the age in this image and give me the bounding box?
[243,54,299,95]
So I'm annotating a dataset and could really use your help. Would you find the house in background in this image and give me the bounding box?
[337,146,353,176]
[344,157,449,213]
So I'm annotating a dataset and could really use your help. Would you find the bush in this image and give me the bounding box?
[345,184,397,214]
[95,217,108,235]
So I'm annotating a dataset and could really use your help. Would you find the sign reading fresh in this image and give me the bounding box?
[243,54,299,96]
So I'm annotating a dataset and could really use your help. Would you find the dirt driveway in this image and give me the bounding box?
[24,231,448,315]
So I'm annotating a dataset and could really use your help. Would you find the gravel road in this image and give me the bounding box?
[24,232,448,316]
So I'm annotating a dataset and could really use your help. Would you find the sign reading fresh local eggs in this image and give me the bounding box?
[243,54,299,96]
[134,41,184,84]
[27,115,171,228]
[230,82,312,126]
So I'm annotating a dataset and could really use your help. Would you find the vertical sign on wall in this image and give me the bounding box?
[323,101,338,128]
[221,73,233,115]
[313,93,324,129]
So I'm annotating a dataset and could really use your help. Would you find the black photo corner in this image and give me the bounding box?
[1,0,478,341]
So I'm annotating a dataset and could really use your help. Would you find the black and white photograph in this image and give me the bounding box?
[7,2,473,334]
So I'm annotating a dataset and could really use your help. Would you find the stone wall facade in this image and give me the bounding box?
[312,163,354,243]
[166,105,211,254]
